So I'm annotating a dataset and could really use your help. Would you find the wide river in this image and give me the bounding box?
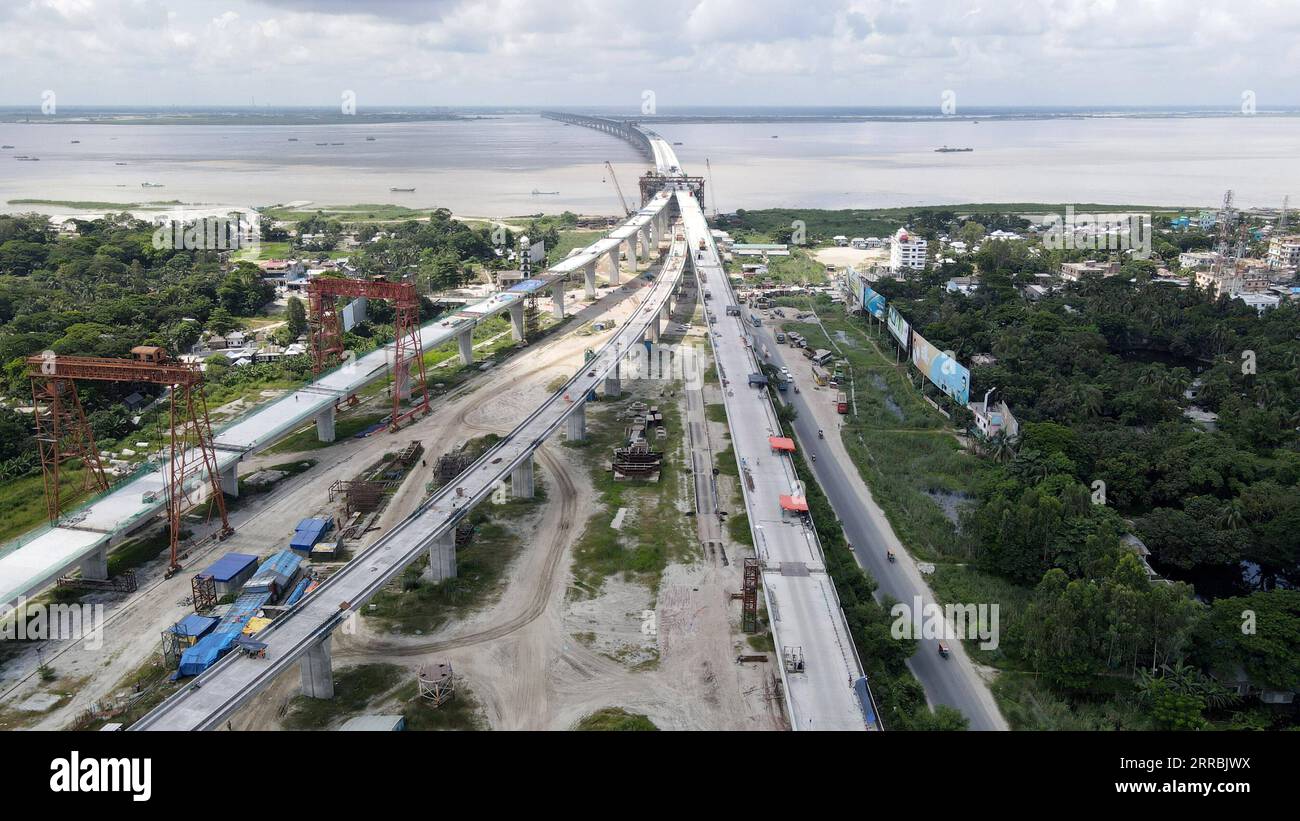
[1,114,1296,217]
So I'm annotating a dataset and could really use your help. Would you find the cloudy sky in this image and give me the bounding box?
[1,0,1299,108]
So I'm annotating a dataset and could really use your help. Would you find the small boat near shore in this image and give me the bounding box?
[935,146,974,152]
[531,189,559,195]
[390,187,415,192]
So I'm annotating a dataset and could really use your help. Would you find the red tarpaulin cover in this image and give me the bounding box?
[768,436,796,452]
[780,495,809,512]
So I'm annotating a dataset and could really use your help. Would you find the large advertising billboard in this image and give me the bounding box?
[862,285,887,320]
[886,305,911,349]
[910,331,971,405]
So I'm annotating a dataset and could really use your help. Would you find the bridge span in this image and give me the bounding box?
[132,196,684,731]
[0,195,674,612]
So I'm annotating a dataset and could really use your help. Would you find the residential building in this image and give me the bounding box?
[1236,292,1281,314]
[888,228,927,271]
[1178,250,1219,270]
[1059,260,1120,281]
[968,389,1019,441]
[1267,234,1300,270]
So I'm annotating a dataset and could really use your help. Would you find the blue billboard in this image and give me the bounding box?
[910,331,970,405]
[862,286,887,320]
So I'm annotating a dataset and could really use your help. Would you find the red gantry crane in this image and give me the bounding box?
[307,277,431,430]
[27,345,233,575]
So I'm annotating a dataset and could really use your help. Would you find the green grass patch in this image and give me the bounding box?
[568,396,694,596]
[0,470,92,546]
[705,403,728,424]
[263,411,388,455]
[282,663,406,730]
[391,679,487,731]
[727,512,754,547]
[367,491,544,633]
[574,707,659,731]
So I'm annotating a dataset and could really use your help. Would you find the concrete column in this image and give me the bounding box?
[603,372,621,398]
[457,328,474,366]
[642,225,652,258]
[566,401,587,442]
[650,215,661,248]
[79,544,108,581]
[647,315,661,344]
[511,455,535,499]
[584,260,597,299]
[660,301,671,322]
[508,301,526,342]
[219,460,239,498]
[299,635,334,699]
[551,282,565,319]
[604,344,622,397]
[425,529,457,582]
[628,235,640,272]
[315,406,336,443]
[607,247,620,286]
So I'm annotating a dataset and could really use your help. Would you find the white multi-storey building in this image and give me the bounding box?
[1267,235,1300,270]
[889,228,928,271]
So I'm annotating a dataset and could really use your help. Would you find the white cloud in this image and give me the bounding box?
[0,0,1297,106]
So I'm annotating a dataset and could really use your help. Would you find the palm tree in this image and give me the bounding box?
[1070,383,1104,419]
[1217,499,1247,531]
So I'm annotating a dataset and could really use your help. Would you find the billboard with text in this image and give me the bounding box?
[910,330,971,405]
[886,305,911,349]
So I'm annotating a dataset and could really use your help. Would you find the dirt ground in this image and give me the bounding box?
[227,266,785,731]
[0,270,649,730]
[1,244,786,732]
[813,246,887,270]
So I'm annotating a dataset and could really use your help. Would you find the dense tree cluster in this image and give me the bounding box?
[871,236,1300,724]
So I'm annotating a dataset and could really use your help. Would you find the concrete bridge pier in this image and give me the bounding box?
[79,544,108,581]
[566,400,587,442]
[425,529,457,582]
[650,216,661,249]
[457,328,474,366]
[606,247,621,286]
[315,406,336,443]
[641,225,652,258]
[604,356,621,398]
[299,634,334,699]
[511,455,535,499]
[219,461,239,498]
[660,301,671,322]
[647,315,661,344]
[627,235,640,272]
[551,281,566,319]
[584,260,597,298]
[508,301,526,342]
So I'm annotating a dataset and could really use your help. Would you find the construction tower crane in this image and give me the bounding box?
[604,161,631,217]
[26,346,233,575]
[307,276,431,430]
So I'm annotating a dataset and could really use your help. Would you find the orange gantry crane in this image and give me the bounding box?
[307,277,431,430]
[26,345,233,575]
